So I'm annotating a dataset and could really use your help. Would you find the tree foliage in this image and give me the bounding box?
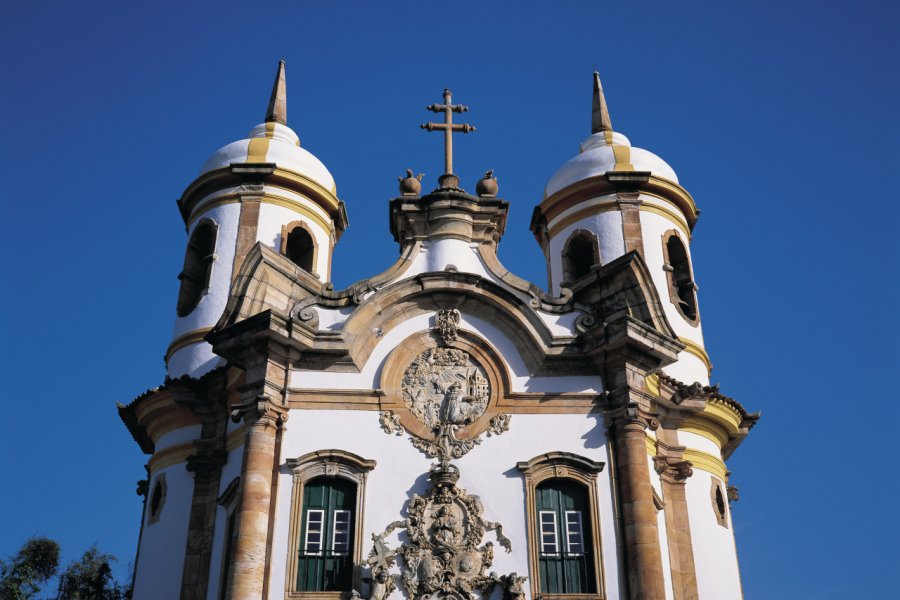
[0,539,130,600]
[56,546,126,600]
[0,537,61,600]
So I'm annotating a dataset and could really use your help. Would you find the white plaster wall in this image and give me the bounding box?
[684,470,742,599]
[403,239,506,287]
[547,206,625,294]
[167,342,225,380]
[205,446,244,600]
[168,201,241,378]
[132,463,193,599]
[648,457,675,600]
[291,312,602,394]
[639,209,709,386]
[257,200,333,280]
[155,425,202,453]
[536,310,580,337]
[678,431,721,459]
[269,410,620,600]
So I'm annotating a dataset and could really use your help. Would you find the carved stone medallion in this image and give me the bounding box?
[402,348,490,430]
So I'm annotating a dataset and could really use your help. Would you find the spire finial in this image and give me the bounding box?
[265,60,287,125]
[591,71,613,134]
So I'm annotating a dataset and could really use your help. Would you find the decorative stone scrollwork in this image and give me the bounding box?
[486,414,511,437]
[379,411,404,436]
[653,455,693,482]
[361,462,519,600]
[435,309,461,346]
[574,312,601,333]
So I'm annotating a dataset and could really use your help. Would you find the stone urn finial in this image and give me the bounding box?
[398,169,424,196]
[476,169,498,197]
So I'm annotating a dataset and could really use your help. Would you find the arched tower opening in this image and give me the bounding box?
[176,220,217,317]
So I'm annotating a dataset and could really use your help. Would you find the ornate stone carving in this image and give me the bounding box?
[434,309,461,346]
[380,411,404,436]
[653,455,694,482]
[362,462,519,600]
[402,348,489,430]
[487,414,511,437]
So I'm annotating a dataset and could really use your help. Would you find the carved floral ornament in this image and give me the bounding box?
[378,312,512,462]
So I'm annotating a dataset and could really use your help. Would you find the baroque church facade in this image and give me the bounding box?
[120,61,758,600]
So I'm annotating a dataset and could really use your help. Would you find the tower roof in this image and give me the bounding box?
[265,60,288,125]
[544,71,677,198]
[196,60,336,195]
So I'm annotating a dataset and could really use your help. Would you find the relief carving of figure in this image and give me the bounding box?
[402,348,490,430]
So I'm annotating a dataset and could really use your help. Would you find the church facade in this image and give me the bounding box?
[119,61,758,600]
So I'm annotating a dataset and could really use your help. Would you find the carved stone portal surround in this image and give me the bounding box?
[516,452,607,600]
[284,450,377,600]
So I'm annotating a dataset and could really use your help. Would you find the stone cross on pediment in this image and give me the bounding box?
[420,89,476,182]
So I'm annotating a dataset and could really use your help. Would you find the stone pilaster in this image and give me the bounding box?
[653,436,698,600]
[607,404,667,600]
[182,442,227,600]
[225,395,287,600]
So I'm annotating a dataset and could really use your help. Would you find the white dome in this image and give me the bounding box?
[545,131,677,198]
[200,122,336,193]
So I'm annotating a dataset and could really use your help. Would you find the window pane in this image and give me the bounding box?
[332,509,351,555]
[565,511,584,555]
[304,509,324,555]
[539,511,558,555]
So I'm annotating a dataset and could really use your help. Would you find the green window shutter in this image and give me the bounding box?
[297,477,356,591]
[536,479,597,594]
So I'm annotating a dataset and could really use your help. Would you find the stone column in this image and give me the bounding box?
[226,396,287,600]
[609,406,667,600]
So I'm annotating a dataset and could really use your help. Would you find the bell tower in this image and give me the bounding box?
[531,71,709,385]
[166,61,348,378]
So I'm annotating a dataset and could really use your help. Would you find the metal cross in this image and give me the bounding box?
[420,89,476,175]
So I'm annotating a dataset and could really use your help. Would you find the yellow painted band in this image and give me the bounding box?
[165,327,213,363]
[640,203,692,240]
[683,448,728,481]
[148,442,194,473]
[680,422,728,449]
[546,196,691,241]
[611,144,634,171]
[678,336,713,374]
[645,434,657,456]
[191,193,335,236]
[645,373,660,396]
[246,122,276,162]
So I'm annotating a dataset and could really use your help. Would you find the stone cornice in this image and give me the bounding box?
[388,188,509,248]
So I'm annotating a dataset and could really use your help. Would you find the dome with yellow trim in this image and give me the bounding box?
[544,72,677,198]
[197,60,337,194]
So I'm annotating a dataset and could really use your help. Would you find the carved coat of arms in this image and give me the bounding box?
[363,463,524,600]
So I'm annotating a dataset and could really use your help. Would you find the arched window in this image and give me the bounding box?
[536,479,597,595]
[177,220,217,317]
[296,477,356,592]
[282,222,316,273]
[517,452,606,598]
[662,230,698,323]
[562,230,600,284]
[285,450,376,596]
[147,473,167,525]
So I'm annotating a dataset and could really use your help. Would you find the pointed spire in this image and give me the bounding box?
[265,60,287,125]
[591,71,613,134]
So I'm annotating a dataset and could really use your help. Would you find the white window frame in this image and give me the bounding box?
[564,510,585,556]
[304,509,325,556]
[331,509,352,556]
[539,510,559,556]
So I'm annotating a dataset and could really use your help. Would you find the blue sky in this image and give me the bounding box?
[1,1,897,597]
